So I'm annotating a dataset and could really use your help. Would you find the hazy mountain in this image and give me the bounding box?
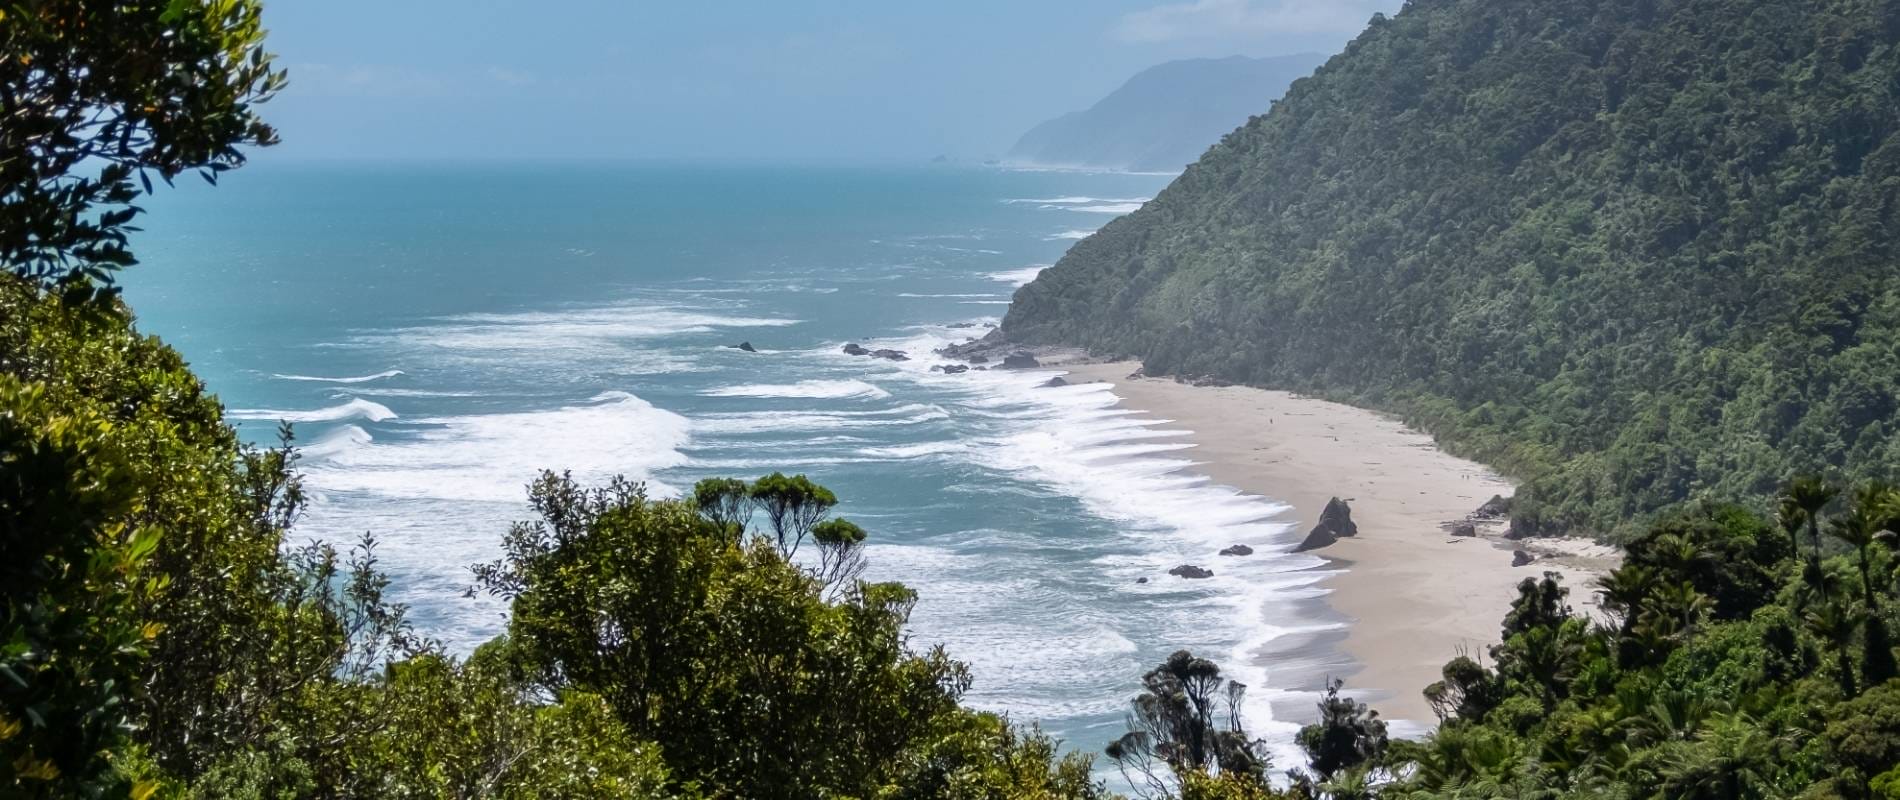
[1005,54,1326,173]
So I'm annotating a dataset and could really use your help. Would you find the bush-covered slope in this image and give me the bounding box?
[1003,0,1900,536]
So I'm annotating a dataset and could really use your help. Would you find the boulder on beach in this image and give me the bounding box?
[1039,376,1068,388]
[1000,352,1041,369]
[843,343,870,356]
[1218,544,1254,557]
[1168,565,1214,579]
[1474,494,1512,520]
[1450,522,1477,538]
[1294,497,1357,552]
[730,341,757,353]
[1512,549,1536,567]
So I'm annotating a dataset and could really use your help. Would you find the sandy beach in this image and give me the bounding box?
[1058,361,1616,726]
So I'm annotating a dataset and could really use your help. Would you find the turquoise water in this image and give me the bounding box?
[126,161,1334,763]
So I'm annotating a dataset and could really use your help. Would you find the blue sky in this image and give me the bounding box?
[259,0,1402,161]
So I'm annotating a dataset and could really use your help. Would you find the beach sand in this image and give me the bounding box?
[1058,361,1617,727]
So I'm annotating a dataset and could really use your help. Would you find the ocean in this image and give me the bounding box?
[126,161,1334,765]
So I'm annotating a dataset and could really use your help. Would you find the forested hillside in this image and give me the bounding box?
[1006,54,1324,173]
[1003,0,1900,536]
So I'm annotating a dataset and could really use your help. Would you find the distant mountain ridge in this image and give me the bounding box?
[1006,54,1326,173]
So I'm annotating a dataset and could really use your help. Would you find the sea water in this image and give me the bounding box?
[127,161,1338,767]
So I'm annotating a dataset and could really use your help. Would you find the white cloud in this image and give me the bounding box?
[1114,0,1388,43]
[486,67,536,88]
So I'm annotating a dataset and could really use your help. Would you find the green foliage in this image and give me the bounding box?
[1294,680,1388,784]
[0,377,157,797]
[0,0,285,286]
[476,471,1097,798]
[1004,0,1900,537]
[1105,651,1273,799]
[1382,485,1900,799]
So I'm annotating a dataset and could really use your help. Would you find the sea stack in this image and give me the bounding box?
[1294,497,1357,552]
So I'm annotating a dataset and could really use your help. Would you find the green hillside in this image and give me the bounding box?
[1003,0,1900,537]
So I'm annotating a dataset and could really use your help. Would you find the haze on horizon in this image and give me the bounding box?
[263,0,1401,162]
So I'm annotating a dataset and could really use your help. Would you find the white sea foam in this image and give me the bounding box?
[1047,230,1094,241]
[895,293,1007,299]
[301,391,691,504]
[690,404,951,435]
[392,307,800,351]
[274,369,405,383]
[959,300,1014,305]
[300,424,373,459]
[986,266,1047,286]
[836,325,1325,752]
[702,380,891,400]
[230,398,397,424]
[1072,202,1144,214]
[1004,196,1151,205]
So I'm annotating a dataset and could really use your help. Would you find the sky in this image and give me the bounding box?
[259,0,1404,162]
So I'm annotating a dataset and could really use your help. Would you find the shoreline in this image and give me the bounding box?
[1055,361,1616,726]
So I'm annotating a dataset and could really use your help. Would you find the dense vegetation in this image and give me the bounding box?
[1004,0,1900,537]
[6,1,1899,798]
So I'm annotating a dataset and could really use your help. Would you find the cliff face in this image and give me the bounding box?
[1005,54,1324,173]
[1003,0,1900,534]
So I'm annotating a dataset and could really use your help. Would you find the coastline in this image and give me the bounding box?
[1056,361,1617,726]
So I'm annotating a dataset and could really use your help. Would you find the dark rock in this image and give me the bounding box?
[1000,352,1041,369]
[929,365,943,372]
[1127,368,1146,380]
[1474,494,1512,520]
[731,341,757,352]
[1503,516,1532,540]
[1450,522,1477,538]
[1169,565,1214,579]
[968,355,990,364]
[843,343,870,356]
[948,322,977,329]
[1039,376,1069,388]
[1512,549,1536,567]
[1295,497,1358,552]
[1219,544,1254,557]
[936,364,968,375]
[870,349,910,362]
[1135,577,1149,584]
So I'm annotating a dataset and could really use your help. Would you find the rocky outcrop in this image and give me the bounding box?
[1169,565,1214,579]
[1039,376,1068,388]
[1511,549,1536,567]
[1000,352,1041,369]
[931,364,970,375]
[1294,497,1358,552]
[1474,495,1512,520]
[1449,522,1477,538]
[1218,544,1254,557]
[842,343,870,356]
[871,349,909,361]
[731,341,757,352]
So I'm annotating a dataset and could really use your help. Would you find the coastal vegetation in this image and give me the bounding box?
[4,0,1900,798]
[1003,0,1900,538]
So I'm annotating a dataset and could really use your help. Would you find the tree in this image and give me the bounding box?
[1295,680,1389,785]
[1785,476,1840,597]
[475,472,977,798]
[1,0,285,287]
[0,379,158,797]
[1106,651,1271,799]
